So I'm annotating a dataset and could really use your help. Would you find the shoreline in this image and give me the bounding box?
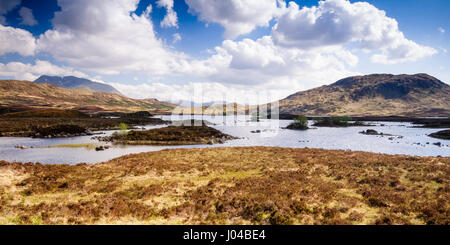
[2,145,449,164]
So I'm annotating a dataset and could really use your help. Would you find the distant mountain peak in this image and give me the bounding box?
[0,79,175,114]
[332,73,445,89]
[35,75,122,95]
[280,73,450,116]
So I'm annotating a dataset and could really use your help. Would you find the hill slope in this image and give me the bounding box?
[0,80,175,114]
[279,74,450,116]
[35,75,122,94]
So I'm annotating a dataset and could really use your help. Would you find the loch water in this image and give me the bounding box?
[0,115,448,164]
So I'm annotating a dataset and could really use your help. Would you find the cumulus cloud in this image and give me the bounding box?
[156,0,178,28]
[109,81,217,102]
[370,39,437,64]
[185,0,285,39]
[109,80,294,104]
[438,27,445,34]
[107,33,359,103]
[272,0,436,64]
[0,60,87,81]
[0,24,36,56]
[223,37,285,70]
[172,33,181,43]
[37,0,183,75]
[173,35,359,90]
[18,7,37,26]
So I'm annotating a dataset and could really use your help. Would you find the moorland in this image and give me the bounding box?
[0,147,448,225]
[0,109,166,137]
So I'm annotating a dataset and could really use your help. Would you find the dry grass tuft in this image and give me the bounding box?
[0,147,448,225]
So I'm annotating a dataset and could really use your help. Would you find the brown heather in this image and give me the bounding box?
[0,147,448,225]
[0,80,175,114]
[0,115,166,137]
[104,125,236,145]
[278,74,450,116]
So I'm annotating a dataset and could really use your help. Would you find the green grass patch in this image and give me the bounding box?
[43,143,100,150]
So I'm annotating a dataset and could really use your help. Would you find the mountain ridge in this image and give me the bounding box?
[0,80,175,114]
[279,73,450,116]
[2,73,449,117]
[35,75,122,95]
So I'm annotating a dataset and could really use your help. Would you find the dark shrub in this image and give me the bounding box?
[286,115,309,130]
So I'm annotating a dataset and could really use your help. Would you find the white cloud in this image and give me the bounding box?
[37,0,183,75]
[0,24,36,56]
[172,33,181,43]
[106,35,358,103]
[18,7,37,26]
[157,0,178,28]
[172,35,359,91]
[109,80,294,104]
[185,0,285,39]
[272,0,436,64]
[438,27,445,34]
[370,39,437,64]
[0,60,87,81]
[223,37,285,70]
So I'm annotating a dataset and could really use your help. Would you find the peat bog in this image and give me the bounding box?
[0,147,448,225]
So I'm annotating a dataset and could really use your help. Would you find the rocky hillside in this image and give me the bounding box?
[35,75,122,94]
[0,80,176,114]
[279,74,450,116]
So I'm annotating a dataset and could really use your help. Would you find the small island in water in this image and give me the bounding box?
[429,130,450,140]
[98,124,236,145]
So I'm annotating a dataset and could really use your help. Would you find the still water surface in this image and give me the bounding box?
[0,115,448,164]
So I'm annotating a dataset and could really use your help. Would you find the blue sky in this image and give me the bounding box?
[0,0,449,103]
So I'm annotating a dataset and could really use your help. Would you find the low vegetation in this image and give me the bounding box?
[286,115,309,130]
[32,124,89,138]
[0,110,167,137]
[118,123,128,131]
[99,125,236,145]
[412,118,450,128]
[41,143,101,150]
[94,111,153,118]
[429,130,450,140]
[1,109,88,118]
[359,129,394,137]
[0,147,447,225]
[313,117,367,127]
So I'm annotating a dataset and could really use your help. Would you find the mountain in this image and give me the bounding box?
[35,75,122,94]
[278,74,450,116]
[0,80,176,114]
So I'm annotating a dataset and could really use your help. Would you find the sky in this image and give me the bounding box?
[0,0,449,104]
